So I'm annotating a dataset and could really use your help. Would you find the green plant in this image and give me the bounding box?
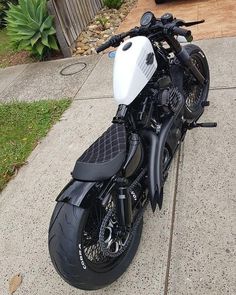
[96,16,109,30]
[0,99,71,191]
[103,0,123,9]
[0,2,5,28]
[5,0,58,58]
[0,0,18,28]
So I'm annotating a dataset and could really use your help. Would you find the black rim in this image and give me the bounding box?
[183,53,207,112]
[81,199,124,272]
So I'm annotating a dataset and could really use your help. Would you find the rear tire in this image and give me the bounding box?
[48,202,143,290]
[181,44,210,121]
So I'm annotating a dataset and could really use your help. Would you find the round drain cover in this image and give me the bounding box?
[60,62,87,76]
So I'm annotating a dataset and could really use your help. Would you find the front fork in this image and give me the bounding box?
[115,179,132,229]
[166,35,206,85]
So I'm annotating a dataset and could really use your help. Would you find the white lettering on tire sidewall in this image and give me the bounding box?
[78,244,87,270]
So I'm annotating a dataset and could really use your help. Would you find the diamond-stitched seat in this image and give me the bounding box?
[72,124,127,181]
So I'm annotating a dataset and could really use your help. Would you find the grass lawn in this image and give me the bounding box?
[0,99,71,191]
[0,29,35,67]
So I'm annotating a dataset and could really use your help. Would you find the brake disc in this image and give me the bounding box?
[99,202,147,258]
[99,209,132,258]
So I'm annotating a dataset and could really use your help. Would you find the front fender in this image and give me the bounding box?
[56,179,96,208]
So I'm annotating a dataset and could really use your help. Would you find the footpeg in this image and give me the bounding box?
[188,122,217,129]
[201,101,210,107]
[198,122,217,127]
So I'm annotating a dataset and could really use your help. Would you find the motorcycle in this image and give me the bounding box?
[48,12,217,290]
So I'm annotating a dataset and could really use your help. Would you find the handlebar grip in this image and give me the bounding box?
[96,41,111,53]
[172,27,192,40]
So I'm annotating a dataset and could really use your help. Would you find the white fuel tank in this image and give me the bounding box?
[113,36,157,105]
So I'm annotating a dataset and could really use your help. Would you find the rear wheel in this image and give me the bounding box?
[48,200,143,290]
[181,44,210,121]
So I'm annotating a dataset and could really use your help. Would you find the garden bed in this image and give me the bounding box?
[0,28,63,68]
[74,0,137,57]
[0,29,35,68]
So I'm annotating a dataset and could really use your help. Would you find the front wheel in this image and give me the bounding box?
[181,44,210,121]
[48,201,143,290]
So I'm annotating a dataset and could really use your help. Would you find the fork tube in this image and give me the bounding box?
[116,186,132,228]
[166,35,205,85]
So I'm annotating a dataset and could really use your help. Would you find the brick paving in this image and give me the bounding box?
[118,0,236,40]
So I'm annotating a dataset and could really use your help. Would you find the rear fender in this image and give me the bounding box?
[56,179,96,208]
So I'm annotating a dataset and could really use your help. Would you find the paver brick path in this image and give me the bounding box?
[118,0,236,40]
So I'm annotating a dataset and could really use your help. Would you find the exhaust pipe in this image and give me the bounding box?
[141,117,175,211]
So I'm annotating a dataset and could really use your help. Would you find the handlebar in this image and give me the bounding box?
[96,13,201,53]
[96,32,130,53]
[172,27,192,41]
[96,41,112,53]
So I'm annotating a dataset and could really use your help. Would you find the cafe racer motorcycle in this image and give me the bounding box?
[48,12,217,290]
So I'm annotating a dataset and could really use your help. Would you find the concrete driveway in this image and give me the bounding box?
[0,37,235,295]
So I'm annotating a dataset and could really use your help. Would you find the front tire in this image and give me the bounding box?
[48,202,143,290]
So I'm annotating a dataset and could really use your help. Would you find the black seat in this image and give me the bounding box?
[72,124,127,181]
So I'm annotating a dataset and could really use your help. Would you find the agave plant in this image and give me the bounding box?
[6,0,58,58]
[0,0,18,28]
[0,1,6,28]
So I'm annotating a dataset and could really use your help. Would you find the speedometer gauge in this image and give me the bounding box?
[140,11,156,27]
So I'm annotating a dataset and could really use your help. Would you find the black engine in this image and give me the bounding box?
[158,86,183,114]
[157,76,183,115]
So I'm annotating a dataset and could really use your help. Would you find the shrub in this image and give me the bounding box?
[0,0,18,28]
[96,16,109,30]
[0,1,6,28]
[103,0,123,9]
[5,0,58,58]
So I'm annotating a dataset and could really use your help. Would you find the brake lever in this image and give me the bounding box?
[184,19,205,27]
[172,18,205,28]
